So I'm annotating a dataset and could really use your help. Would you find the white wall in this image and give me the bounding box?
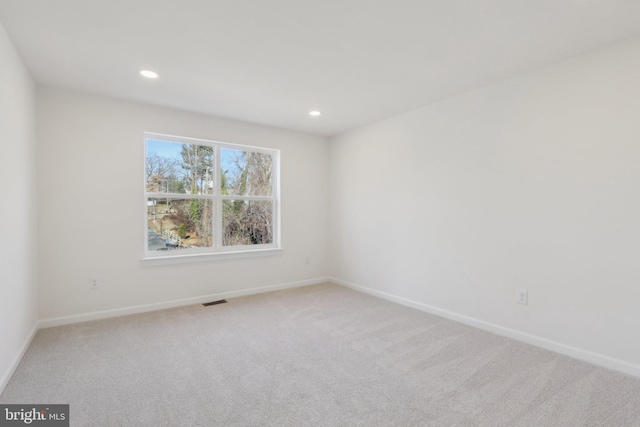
[329,36,640,373]
[0,23,38,390]
[37,88,329,320]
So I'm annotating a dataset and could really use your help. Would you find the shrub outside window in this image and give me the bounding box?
[144,133,279,258]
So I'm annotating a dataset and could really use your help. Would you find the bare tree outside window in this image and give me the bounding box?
[220,148,273,246]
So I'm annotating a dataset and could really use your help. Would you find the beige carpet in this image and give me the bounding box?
[2,283,640,426]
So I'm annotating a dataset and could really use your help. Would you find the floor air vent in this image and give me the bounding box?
[203,299,228,307]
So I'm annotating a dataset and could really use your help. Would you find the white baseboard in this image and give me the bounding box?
[0,321,39,396]
[40,277,330,329]
[330,277,640,379]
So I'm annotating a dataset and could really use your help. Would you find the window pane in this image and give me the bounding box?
[222,200,273,246]
[146,139,214,195]
[147,198,213,250]
[220,148,272,196]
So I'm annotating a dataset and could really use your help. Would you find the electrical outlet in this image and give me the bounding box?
[90,278,99,290]
[517,289,528,305]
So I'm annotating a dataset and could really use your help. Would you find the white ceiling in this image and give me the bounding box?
[2,1,640,136]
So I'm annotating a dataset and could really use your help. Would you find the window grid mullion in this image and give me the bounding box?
[145,192,215,200]
[215,145,222,252]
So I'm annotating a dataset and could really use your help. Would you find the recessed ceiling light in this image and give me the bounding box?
[309,110,321,116]
[140,70,159,79]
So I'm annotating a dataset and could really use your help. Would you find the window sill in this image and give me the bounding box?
[141,248,283,266]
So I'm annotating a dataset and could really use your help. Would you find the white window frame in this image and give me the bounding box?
[142,132,281,265]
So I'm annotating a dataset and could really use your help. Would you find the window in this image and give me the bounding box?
[144,133,280,260]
